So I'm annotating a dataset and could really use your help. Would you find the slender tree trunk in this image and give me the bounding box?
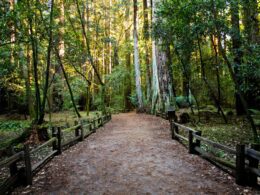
[197,37,227,123]
[151,0,160,114]
[55,48,81,118]
[25,44,35,119]
[10,0,15,66]
[143,0,151,102]
[211,35,221,112]
[133,0,144,111]
[38,0,55,124]
[124,4,132,111]
[241,0,260,110]
[230,0,244,115]
[242,0,259,45]
[174,47,200,121]
[27,0,41,123]
[74,0,104,86]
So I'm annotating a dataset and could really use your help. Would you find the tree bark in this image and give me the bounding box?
[124,4,132,111]
[133,0,144,110]
[156,42,175,112]
[27,0,41,123]
[143,0,152,101]
[230,0,244,115]
[38,0,55,124]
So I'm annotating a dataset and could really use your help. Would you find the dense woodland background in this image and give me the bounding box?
[0,0,259,151]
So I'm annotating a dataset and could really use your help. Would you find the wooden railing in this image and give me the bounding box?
[0,151,24,194]
[156,110,260,186]
[169,119,260,186]
[0,113,112,194]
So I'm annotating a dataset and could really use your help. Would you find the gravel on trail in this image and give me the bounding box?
[14,112,256,194]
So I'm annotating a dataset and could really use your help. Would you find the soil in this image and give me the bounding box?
[14,112,256,194]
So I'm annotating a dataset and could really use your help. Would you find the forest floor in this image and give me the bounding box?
[13,112,256,194]
[0,111,101,152]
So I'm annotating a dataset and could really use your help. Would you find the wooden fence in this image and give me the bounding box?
[0,113,112,194]
[170,118,260,187]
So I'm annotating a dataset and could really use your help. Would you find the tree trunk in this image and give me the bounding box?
[241,0,260,110]
[230,0,244,115]
[150,0,160,114]
[197,37,227,123]
[25,44,35,119]
[152,0,175,113]
[143,0,152,102]
[27,0,41,123]
[55,48,81,118]
[156,42,175,112]
[38,0,55,124]
[124,4,132,111]
[133,0,144,111]
[210,35,221,113]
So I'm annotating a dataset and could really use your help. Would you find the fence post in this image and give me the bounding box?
[24,145,32,185]
[170,121,175,140]
[97,118,100,127]
[80,120,84,141]
[194,131,202,154]
[9,161,18,177]
[247,144,260,186]
[167,108,176,140]
[188,130,195,154]
[100,117,103,127]
[174,125,179,141]
[52,127,57,151]
[89,123,93,132]
[9,147,18,177]
[57,127,62,155]
[74,121,80,138]
[92,120,96,133]
[236,144,246,185]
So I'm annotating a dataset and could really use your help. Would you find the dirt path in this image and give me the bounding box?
[14,113,253,194]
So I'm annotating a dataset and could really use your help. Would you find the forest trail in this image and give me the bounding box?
[15,113,243,194]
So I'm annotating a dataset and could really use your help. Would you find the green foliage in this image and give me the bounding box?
[105,66,130,111]
[63,77,86,110]
[176,96,195,108]
[0,120,30,132]
[0,120,31,150]
[128,92,138,108]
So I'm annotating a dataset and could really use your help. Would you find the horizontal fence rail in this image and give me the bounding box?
[0,113,112,194]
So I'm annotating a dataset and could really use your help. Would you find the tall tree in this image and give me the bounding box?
[143,0,152,101]
[230,0,244,115]
[124,3,132,111]
[133,0,144,110]
[151,0,160,113]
